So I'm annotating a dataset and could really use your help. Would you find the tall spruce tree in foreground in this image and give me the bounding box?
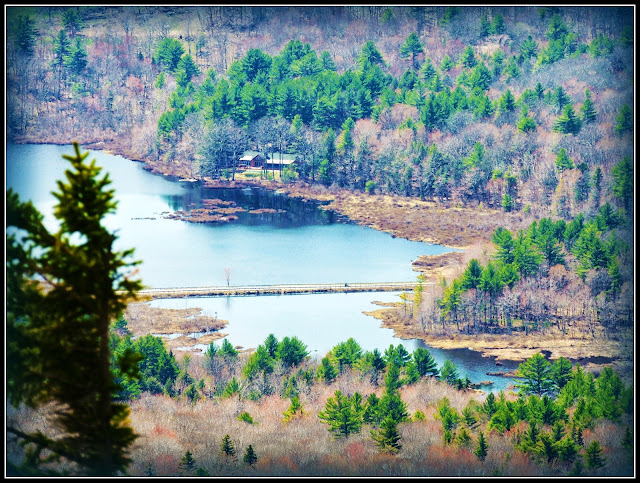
[6,142,143,476]
[580,89,597,124]
[585,441,606,470]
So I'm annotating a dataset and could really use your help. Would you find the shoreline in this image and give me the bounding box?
[9,138,534,250]
[12,138,632,377]
[365,304,634,382]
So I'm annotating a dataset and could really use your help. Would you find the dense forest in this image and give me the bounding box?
[5,5,635,477]
[6,7,634,212]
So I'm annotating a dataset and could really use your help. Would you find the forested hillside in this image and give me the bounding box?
[6,6,633,213]
[6,5,634,327]
[5,6,635,477]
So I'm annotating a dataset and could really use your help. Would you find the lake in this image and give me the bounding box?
[6,143,452,288]
[5,143,520,392]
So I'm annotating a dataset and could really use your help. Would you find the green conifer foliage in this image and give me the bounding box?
[178,450,196,474]
[555,148,575,173]
[6,143,143,476]
[243,445,258,466]
[611,156,633,213]
[580,89,597,124]
[318,390,364,438]
[283,396,305,422]
[585,441,606,469]
[371,415,402,453]
[614,104,633,136]
[220,434,237,458]
[460,45,477,69]
[399,32,423,69]
[553,103,582,135]
[10,14,38,57]
[516,353,554,396]
[474,432,489,461]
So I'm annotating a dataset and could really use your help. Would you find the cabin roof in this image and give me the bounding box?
[267,153,299,164]
[239,151,264,161]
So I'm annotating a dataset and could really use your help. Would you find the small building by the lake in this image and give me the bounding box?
[239,151,266,169]
[264,153,301,171]
[239,151,300,171]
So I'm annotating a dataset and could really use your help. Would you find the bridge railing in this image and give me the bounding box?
[130,281,429,298]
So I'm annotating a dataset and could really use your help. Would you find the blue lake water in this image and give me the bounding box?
[5,143,520,392]
[6,143,452,288]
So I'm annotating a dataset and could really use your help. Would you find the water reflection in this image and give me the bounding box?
[170,185,340,227]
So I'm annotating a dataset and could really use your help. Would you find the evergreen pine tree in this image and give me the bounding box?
[440,360,460,385]
[555,148,575,173]
[516,105,537,133]
[220,434,236,459]
[489,13,506,34]
[580,89,597,123]
[475,432,489,461]
[243,445,258,466]
[399,32,423,69]
[462,404,479,429]
[553,86,571,112]
[591,166,603,211]
[10,14,38,57]
[460,45,477,68]
[370,415,402,453]
[502,194,514,212]
[479,14,490,38]
[614,104,633,136]
[456,427,473,448]
[498,89,516,113]
[412,347,439,378]
[502,56,521,81]
[439,54,454,71]
[64,37,88,77]
[585,441,606,470]
[516,353,554,396]
[375,362,409,424]
[482,392,498,418]
[611,156,633,213]
[553,103,582,135]
[318,356,338,384]
[419,57,437,84]
[282,396,305,422]
[519,35,539,60]
[6,143,142,476]
[317,390,364,438]
[52,29,71,69]
[178,450,196,474]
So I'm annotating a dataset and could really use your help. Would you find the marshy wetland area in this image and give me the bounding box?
[6,5,634,478]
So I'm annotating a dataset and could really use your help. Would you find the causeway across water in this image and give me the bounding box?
[135,282,425,299]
